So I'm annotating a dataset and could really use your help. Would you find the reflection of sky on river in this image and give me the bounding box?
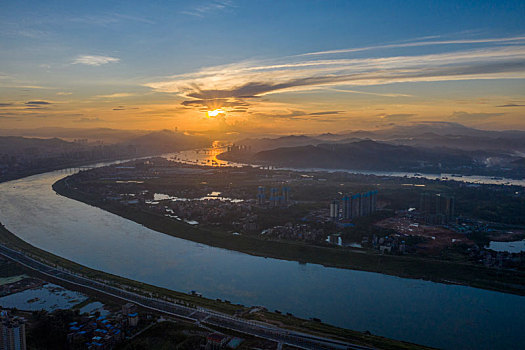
[0,156,524,349]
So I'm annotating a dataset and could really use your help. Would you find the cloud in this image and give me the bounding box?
[56,92,72,96]
[379,113,416,122]
[449,111,504,121]
[248,109,344,122]
[25,101,52,105]
[0,103,13,107]
[96,92,135,98]
[327,88,411,97]
[73,55,120,66]
[15,29,49,39]
[180,98,248,109]
[146,41,525,115]
[70,13,154,26]
[308,111,343,116]
[496,103,525,107]
[181,0,235,17]
[0,84,54,90]
[300,35,525,56]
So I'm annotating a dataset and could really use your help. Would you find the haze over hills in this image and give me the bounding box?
[0,130,210,155]
[219,122,525,178]
[0,130,211,181]
[233,122,525,154]
[0,127,150,144]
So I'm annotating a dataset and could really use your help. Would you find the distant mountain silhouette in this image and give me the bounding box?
[219,139,524,177]
[0,136,81,156]
[233,122,525,153]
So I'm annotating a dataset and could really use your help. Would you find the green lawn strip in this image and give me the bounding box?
[54,178,525,296]
[245,311,435,350]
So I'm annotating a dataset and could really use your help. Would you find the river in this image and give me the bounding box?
[0,152,523,349]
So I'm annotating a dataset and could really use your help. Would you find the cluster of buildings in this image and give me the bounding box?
[361,234,407,254]
[160,197,253,228]
[419,193,455,224]
[67,303,139,349]
[330,190,378,221]
[0,310,26,350]
[256,186,291,207]
[261,223,325,241]
[226,144,251,152]
[470,246,525,269]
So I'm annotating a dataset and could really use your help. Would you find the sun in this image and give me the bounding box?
[207,109,225,118]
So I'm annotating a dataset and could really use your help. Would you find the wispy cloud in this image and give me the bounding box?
[145,39,525,112]
[378,113,416,122]
[327,88,412,97]
[308,111,343,116]
[73,55,120,66]
[300,36,525,56]
[181,0,235,17]
[70,13,154,26]
[95,92,135,98]
[496,103,525,107]
[25,100,52,105]
[449,111,505,121]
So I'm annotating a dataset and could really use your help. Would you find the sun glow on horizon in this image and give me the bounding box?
[207,109,225,118]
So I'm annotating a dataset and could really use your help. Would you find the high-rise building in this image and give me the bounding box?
[346,191,378,219]
[270,187,279,207]
[329,200,340,221]
[436,194,455,221]
[360,192,371,216]
[342,196,351,220]
[419,193,455,224]
[419,193,435,214]
[257,186,265,205]
[351,193,361,218]
[0,312,26,350]
[370,190,378,213]
[281,186,290,204]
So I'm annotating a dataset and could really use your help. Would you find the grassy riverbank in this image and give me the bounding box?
[53,177,525,296]
[0,224,433,349]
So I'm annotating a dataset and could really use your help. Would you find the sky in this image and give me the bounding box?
[0,0,524,134]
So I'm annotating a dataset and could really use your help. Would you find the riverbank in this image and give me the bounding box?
[53,177,525,296]
[0,224,432,350]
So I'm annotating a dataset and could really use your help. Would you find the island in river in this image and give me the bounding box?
[53,157,525,296]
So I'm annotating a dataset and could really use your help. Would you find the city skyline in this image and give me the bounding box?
[1,0,524,133]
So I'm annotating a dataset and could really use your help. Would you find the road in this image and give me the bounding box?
[0,244,374,350]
